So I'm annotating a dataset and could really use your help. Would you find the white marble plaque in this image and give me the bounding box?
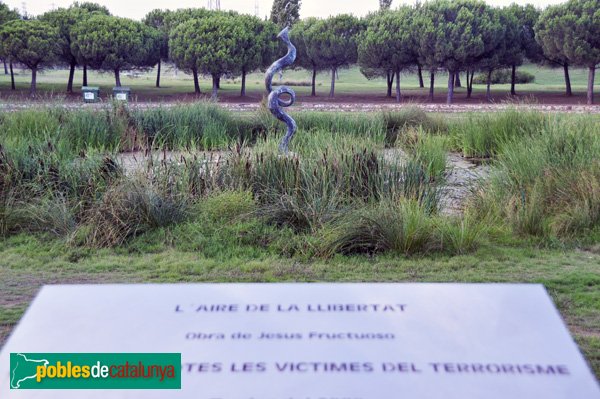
[1,283,598,398]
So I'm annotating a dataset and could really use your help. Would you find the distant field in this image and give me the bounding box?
[0,63,598,103]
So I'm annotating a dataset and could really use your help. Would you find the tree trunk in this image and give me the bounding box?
[83,65,88,86]
[455,72,462,88]
[156,59,161,88]
[587,66,595,105]
[429,72,435,101]
[212,74,219,100]
[10,61,15,90]
[467,69,474,98]
[30,66,37,96]
[240,70,247,97]
[395,69,401,103]
[67,62,76,93]
[311,67,317,96]
[114,68,121,87]
[329,67,336,98]
[486,70,492,102]
[418,65,424,88]
[465,70,470,98]
[510,64,517,95]
[192,68,201,94]
[386,70,395,97]
[447,70,455,105]
[564,64,572,97]
[3,59,7,75]
[216,76,221,89]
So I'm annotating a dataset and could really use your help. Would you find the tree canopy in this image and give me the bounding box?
[71,15,160,87]
[170,14,245,98]
[0,1,597,102]
[379,0,393,10]
[0,19,61,94]
[290,17,324,96]
[475,7,521,100]
[143,9,171,88]
[416,0,503,104]
[40,5,97,92]
[303,14,363,97]
[236,14,278,96]
[270,0,301,28]
[0,2,19,25]
[70,1,110,15]
[536,0,600,103]
[358,6,418,102]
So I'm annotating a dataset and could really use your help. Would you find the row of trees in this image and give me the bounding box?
[291,0,599,104]
[0,2,279,97]
[0,0,598,104]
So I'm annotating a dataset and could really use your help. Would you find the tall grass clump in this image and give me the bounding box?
[320,199,436,256]
[384,107,447,146]
[472,116,600,238]
[320,201,485,257]
[0,109,61,143]
[61,108,124,152]
[451,109,547,158]
[0,140,122,237]
[396,127,448,181]
[225,132,441,233]
[131,103,246,150]
[255,107,385,138]
[83,173,191,247]
[436,212,486,254]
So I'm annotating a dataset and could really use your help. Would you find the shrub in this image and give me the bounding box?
[472,69,535,85]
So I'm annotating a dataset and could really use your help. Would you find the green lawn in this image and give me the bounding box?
[0,233,599,379]
[0,63,598,100]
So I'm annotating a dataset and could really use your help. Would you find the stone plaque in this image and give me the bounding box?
[1,283,598,398]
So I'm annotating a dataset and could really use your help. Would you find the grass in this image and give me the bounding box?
[0,106,599,379]
[472,115,600,238]
[1,63,599,100]
[0,233,598,377]
[449,109,547,158]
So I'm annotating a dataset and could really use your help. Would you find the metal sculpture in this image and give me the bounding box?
[265,27,297,153]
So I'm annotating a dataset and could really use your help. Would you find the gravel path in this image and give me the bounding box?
[1,101,599,114]
[439,153,490,215]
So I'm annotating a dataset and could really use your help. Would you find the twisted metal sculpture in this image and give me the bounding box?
[265,27,297,153]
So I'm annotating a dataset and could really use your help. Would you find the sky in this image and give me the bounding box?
[7,0,567,21]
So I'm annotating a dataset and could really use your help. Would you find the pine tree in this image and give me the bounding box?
[379,0,393,10]
[270,0,301,28]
